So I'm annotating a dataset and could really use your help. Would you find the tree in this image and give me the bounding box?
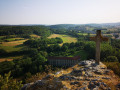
[84,41,95,59]
[101,43,114,60]
[0,61,15,74]
[25,72,32,79]
[61,44,68,52]
[0,72,23,90]
[33,53,47,65]
[39,65,43,72]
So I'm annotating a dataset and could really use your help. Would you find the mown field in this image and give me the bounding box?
[0,56,23,62]
[48,34,77,44]
[5,38,24,42]
[0,38,27,62]
[0,39,27,52]
[30,34,41,39]
[0,36,5,39]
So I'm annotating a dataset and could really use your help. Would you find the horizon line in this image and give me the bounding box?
[0,22,120,26]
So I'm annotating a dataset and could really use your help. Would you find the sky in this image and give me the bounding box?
[0,0,120,25]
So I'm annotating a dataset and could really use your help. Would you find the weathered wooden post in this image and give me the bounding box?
[90,29,109,64]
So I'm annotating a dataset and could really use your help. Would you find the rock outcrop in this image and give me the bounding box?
[21,60,120,90]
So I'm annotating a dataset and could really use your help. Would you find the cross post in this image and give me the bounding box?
[90,29,109,64]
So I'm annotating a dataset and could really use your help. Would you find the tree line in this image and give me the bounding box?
[0,25,51,38]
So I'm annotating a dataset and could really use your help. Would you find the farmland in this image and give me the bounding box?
[0,39,27,52]
[30,34,41,39]
[48,34,77,44]
[0,38,27,62]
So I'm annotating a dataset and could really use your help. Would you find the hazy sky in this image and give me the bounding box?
[0,0,120,25]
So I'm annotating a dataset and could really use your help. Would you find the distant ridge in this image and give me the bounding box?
[0,22,120,27]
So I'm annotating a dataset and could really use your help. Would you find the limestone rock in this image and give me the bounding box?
[21,60,120,90]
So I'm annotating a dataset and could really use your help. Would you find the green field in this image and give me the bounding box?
[78,33,88,36]
[48,34,77,45]
[0,39,27,62]
[0,36,5,39]
[5,38,25,41]
[0,56,23,62]
[30,34,41,39]
[0,39,27,52]
[0,45,24,52]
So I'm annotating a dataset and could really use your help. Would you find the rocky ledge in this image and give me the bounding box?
[21,60,120,90]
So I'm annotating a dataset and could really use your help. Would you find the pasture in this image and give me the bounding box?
[0,39,27,62]
[5,38,24,42]
[0,56,23,62]
[30,34,41,39]
[0,36,5,39]
[78,33,88,36]
[48,34,77,44]
[0,39,27,52]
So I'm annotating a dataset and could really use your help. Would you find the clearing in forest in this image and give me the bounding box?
[30,34,41,38]
[0,39,27,62]
[0,56,23,62]
[5,38,24,42]
[1,39,27,46]
[0,39,27,52]
[48,34,77,44]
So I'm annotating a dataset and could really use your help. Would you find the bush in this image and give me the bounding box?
[104,56,118,62]
[104,62,120,76]
[0,72,23,90]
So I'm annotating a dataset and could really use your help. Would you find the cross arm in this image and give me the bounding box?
[90,37,96,41]
[101,36,109,42]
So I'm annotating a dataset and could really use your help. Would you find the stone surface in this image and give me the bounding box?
[21,60,119,90]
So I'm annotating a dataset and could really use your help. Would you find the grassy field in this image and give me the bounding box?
[0,56,23,62]
[0,39,27,62]
[30,34,41,38]
[78,33,88,36]
[0,39,27,52]
[5,38,24,42]
[48,34,77,44]
[1,39,27,46]
[0,36,5,39]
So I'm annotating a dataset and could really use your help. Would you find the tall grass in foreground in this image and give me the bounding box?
[104,62,120,77]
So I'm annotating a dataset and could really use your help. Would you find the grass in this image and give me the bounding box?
[0,45,23,52]
[103,62,120,76]
[1,39,27,46]
[0,39,28,62]
[0,39,27,52]
[78,33,88,36]
[30,34,41,38]
[0,36,5,39]
[0,56,23,62]
[48,34,77,45]
[5,38,24,42]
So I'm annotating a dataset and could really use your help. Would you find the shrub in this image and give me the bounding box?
[104,56,118,62]
[0,72,23,90]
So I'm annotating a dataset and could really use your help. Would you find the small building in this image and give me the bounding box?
[48,56,80,67]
